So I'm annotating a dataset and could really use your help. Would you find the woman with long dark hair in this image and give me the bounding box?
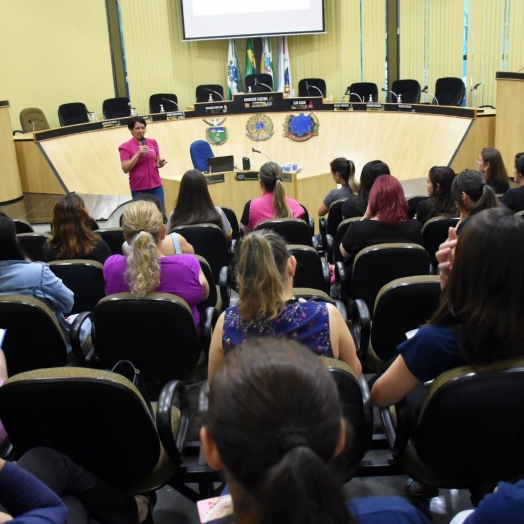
[500,152,524,212]
[475,147,510,194]
[169,169,232,240]
[415,166,458,224]
[44,194,111,264]
[318,157,357,217]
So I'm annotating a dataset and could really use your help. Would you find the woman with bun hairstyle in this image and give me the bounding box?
[104,200,208,330]
[415,166,458,224]
[208,230,361,379]
[318,158,357,217]
[240,162,305,232]
[475,147,510,194]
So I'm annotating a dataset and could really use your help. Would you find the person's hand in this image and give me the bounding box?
[156,158,167,168]
[436,227,458,288]
[138,145,149,156]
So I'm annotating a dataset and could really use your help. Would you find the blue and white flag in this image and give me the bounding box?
[260,37,274,90]
[277,36,292,95]
[227,39,241,99]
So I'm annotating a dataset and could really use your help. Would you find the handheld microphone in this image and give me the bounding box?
[252,147,273,163]
[204,88,225,101]
[161,97,178,109]
[421,86,439,105]
[382,87,399,102]
[306,81,324,97]
[254,78,273,92]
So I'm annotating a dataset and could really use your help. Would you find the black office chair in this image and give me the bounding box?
[320,199,347,254]
[48,260,105,315]
[327,217,360,264]
[58,103,90,126]
[195,255,230,314]
[407,196,428,219]
[433,77,465,106]
[288,245,330,294]
[19,108,50,133]
[195,85,224,103]
[422,217,459,271]
[219,206,241,241]
[244,74,274,93]
[94,227,125,255]
[391,79,421,103]
[16,233,50,262]
[298,78,327,97]
[149,93,178,113]
[254,218,318,249]
[102,97,131,119]
[13,219,34,234]
[348,82,378,103]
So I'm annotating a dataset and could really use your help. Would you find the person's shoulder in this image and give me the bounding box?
[104,254,125,267]
[118,137,134,150]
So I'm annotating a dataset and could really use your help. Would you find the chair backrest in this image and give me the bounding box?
[149,93,178,113]
[254,218,314,247]
[195,84,224,103]
[348,82,379,103]
[371,276,441,362]
[48,260,105,314]
[351,243,430,314]
[92,293,202,386]
[288,245,330,294]
[326,199,347,240]
[13,219,34,234]
[19,108,50,133]
[169,224,229,282]
[102,97,131,119]
[391,79,421,103]
[190,140,214,172]
[58,103,89,126]
[219,206,240,241]
[244,74,274,92]
[407,195,428,219]
[94,227,125,255]
[0,295,67,376]
[415,359,524,482]
[334,217,361,263]
[0,367,161,488]
[16,232,50,262]
[298,78,327,97]
[434,77,465,106]
[194,255,218,313]
[422,217,459,270]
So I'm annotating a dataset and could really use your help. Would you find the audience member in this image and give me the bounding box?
[340,175,422,263]
[104,200,208,331]
[500,152,524,213]
[452,170,498,234]
[202,340,430,524]
[342,160,390,219]
[168,169,232,241]
[318,158,357,217]
[241,162,305,232]
[476,147,510,194]
[43,194,111,264]
[208,230,361,379]
[415,166,458,224]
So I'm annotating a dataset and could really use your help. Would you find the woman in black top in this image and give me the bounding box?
[415,166,458,224]
[476,147,510,194]
[500,153,524,212]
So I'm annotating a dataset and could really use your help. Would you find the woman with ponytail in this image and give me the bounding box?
[318,157,358,217]
[208,230,361,379]
[103,200,209,330]
[202,340,430,524]
[240,162,305,232]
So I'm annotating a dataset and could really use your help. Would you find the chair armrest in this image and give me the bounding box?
[358,374,374,452]
[351,299,370,358]
[202,306,219,357]
[335,261,348,305]
[157,380,189,461]
[311,235,319,250]
[325,234,334,264]
[379,397,411,460]
[332,300,348,324]
[218,266,231,308]
[308,217,315,236]
[320,256,331,294]
[320,217,327,246]
[13,130,24,135]
[229,239,237,259]
[69,311,94,367]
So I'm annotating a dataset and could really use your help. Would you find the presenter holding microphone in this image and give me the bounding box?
[119,116,167,210]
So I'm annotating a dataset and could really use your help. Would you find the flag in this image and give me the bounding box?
[245,38,257,76]
[277,36,292,95]
[260,37,274,90]
[227,39,241,99]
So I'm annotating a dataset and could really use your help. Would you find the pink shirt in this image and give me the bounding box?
[119,137,162,191]
[103,254,204,331]
[244,192,305,231]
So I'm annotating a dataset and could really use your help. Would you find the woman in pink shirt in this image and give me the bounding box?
[240,162,305,232]
[119,117,168,210]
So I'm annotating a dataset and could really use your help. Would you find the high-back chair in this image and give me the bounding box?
[380,358,524,504]
[298,78,327,97]
[16,232,50,262]
[320,198,347,253]
[194,255,230,314]
[94,227,125,255]
[58,103,90,126]
[195,84,224,103]
[288,245,330,294]
[352,276,441,369]
[244,74,274,92]
[19,108,50,133]
[149,93,178,113]
[391,79,421,103]
[219,206,241,241]
[407,196,428,219]
[254,218,318,249]
[348,82,378,103]
[433,77,465,106]
[329,217,361,264]
[189,140,214,173]
[48,260,105,315]
[422,217,459,271]
[0,367,188,494]
[102,97,131,119]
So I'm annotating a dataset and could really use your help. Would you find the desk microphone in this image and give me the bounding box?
[252,147,273,163]
[421,86,439,105]
[254,78,273,92]
[470,81,482,92]
[518,66,524,73]
[204,88,225,101]
[162,97,178,109]
[381,87,399,102]
[306,81,324,97]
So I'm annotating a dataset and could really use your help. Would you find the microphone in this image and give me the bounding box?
[421,86,439,105]
[470,81,482,92]
[204,88,225,101]
[252,147,273,162]
[341,87,349,101]
[382,87,399,102]
[161,97,178,109]
[518,66,524,73]
[254,78,273,92]
[306,81,324,97]
[349,92,363,103]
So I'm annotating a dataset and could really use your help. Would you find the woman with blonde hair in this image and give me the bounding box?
[208,230,361,379]
[104,200,209,330]
[240,162,305,232]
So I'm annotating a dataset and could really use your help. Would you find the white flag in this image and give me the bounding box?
[260,37,274,89]
[227,39,241,99]
[277,36,292,95]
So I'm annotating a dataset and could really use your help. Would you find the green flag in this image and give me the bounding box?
[245,38,257,76]
[227,39,241,99]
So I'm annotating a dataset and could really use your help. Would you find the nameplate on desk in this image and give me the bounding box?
[102,120,119,128]
[398,104,414,112]
[166,111,185,120]
[206,174,225,184]
[290,99,316,110]
[236,172,259,181]
[333,103,351,111]
[241,95,273,108]
[205,105,228,115]
[366,103,384,111]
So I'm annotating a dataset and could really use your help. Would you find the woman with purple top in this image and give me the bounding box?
[119,117,167,210]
